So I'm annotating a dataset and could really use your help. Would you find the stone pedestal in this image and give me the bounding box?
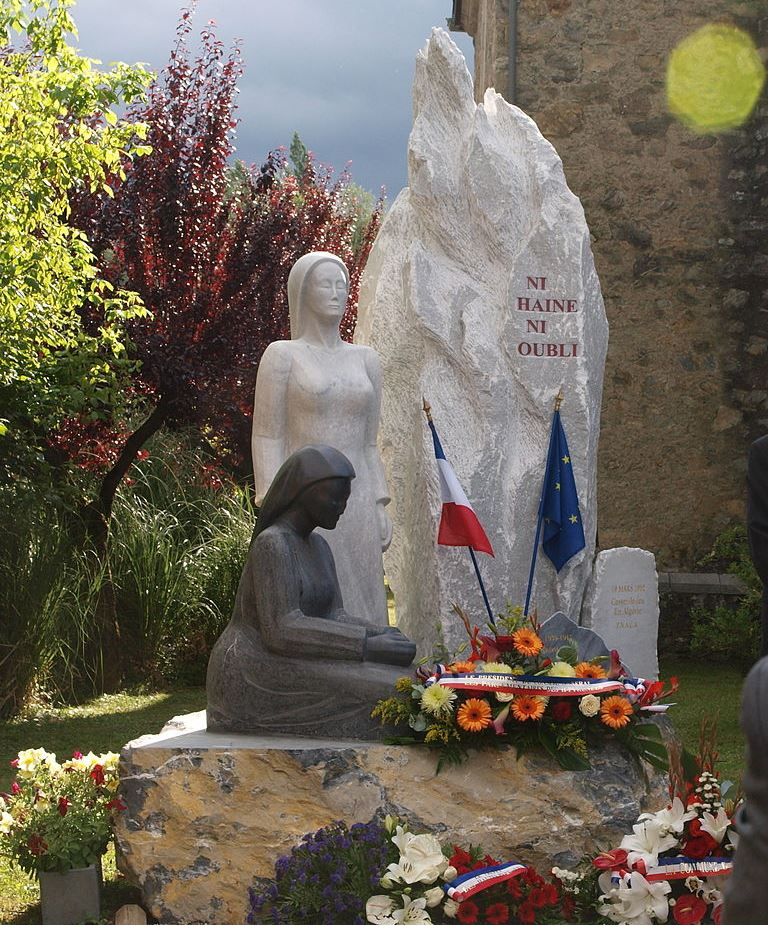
[117,712,668,924]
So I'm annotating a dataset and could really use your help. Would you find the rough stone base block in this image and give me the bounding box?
[117,712,668,924]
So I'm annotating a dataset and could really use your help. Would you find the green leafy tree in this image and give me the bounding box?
[0,0,152,479]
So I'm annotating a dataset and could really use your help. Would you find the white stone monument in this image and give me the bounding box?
[355,29,609,654]
[582,547,660,680]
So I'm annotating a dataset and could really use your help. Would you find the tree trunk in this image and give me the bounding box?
[81,396,170,692]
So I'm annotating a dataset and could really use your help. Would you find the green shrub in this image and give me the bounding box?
[0,436,254,715]
[690,524,761,666]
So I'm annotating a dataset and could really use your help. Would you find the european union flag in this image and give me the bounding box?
[540,411,585,571]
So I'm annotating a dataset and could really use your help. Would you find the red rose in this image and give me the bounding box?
[593,848,629,870]
[683,833,718,860]
[517,902,536,924]
[71,751,83,760]
[457,900,480,924]
[672,893,708,925]
[57,796,69,816]
[551,700,573,722]
[485,902,510,924]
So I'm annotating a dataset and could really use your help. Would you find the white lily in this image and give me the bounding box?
[387,827,448,885]
[366,895,396,925]
[700,807,731,844]
[393,895,431,924]
[598,870,671,924]
[638,797,696,836]
[620,819,678,869]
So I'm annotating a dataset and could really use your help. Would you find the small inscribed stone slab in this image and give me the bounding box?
[583,547,659,680]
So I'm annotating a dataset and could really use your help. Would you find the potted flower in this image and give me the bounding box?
[0,747,126,925]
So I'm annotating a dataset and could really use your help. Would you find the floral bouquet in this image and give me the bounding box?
[553,727,738,924]
[373,606,675,771]
[0,747,125,875]
[248,815,566,925]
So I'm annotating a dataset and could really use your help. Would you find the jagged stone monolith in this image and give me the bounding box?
[355,29,609,655]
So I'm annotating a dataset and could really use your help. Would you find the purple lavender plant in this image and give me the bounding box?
[247,819,396,925]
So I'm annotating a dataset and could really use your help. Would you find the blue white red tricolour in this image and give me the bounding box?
[428,420,494,556]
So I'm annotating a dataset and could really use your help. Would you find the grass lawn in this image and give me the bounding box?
[0,659,748,923]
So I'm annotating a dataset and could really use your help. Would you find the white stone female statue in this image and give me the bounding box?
[251,251,391,627]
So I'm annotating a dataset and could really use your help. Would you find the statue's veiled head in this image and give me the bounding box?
[287,251,350,339]
[255,445,356,537]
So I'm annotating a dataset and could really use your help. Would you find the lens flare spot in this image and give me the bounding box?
[666,24,765,133]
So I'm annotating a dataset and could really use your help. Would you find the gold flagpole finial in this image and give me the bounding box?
[422,397,433,423]
[554,388,564,412]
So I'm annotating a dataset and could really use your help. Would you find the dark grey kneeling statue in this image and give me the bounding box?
[722,656,768,925]
[206,444,416,739]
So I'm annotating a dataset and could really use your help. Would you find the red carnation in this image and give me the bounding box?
[672,893,708,924]
[561,894,576,920]
[551,700,573,722]
[485,902,510,924]
[451,846,474,875]
[457,900,480,924]
[106,797,127,812]
[507,876,523,899]
[57,796,69,816]
[517,902,536,924]
[529,887,548,909]
[540,883,559,905]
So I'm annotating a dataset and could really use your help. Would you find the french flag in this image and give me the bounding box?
[428,419,494,556]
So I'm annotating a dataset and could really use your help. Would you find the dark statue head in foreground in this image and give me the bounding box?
[722,655,768,925]
[206,445,415,739]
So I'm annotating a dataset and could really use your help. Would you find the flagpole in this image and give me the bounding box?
[423,398,496,629]
[523,389,564,617]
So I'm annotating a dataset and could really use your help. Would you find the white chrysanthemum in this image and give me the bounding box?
[421,685,457,717]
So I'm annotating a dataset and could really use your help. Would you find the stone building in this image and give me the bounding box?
[448,0,767,565]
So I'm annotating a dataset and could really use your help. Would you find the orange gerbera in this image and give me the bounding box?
[511,628,543,657]
[510,695,546,722]
[575,661,607,679]
[448,661,477,673]
[457,698,493,732]
[600,695,633,729]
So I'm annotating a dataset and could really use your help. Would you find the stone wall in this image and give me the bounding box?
[449,0,768,564]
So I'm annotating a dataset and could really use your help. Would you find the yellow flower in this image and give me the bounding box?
[16,748,47,779]
[421,684,457,717]
[511,628,543,657]
[481,662,512,674]
[510,695,547,722]
[395,676,414,693]
[456,698,493,733]
[548,661,576,678]
[600,695,634,729]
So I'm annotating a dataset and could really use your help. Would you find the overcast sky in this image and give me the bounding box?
[71,0,474,198]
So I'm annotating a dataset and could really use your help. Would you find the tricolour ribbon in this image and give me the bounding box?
[643,856,733,882]
[427,671,625,697]
[444,861,528,901]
